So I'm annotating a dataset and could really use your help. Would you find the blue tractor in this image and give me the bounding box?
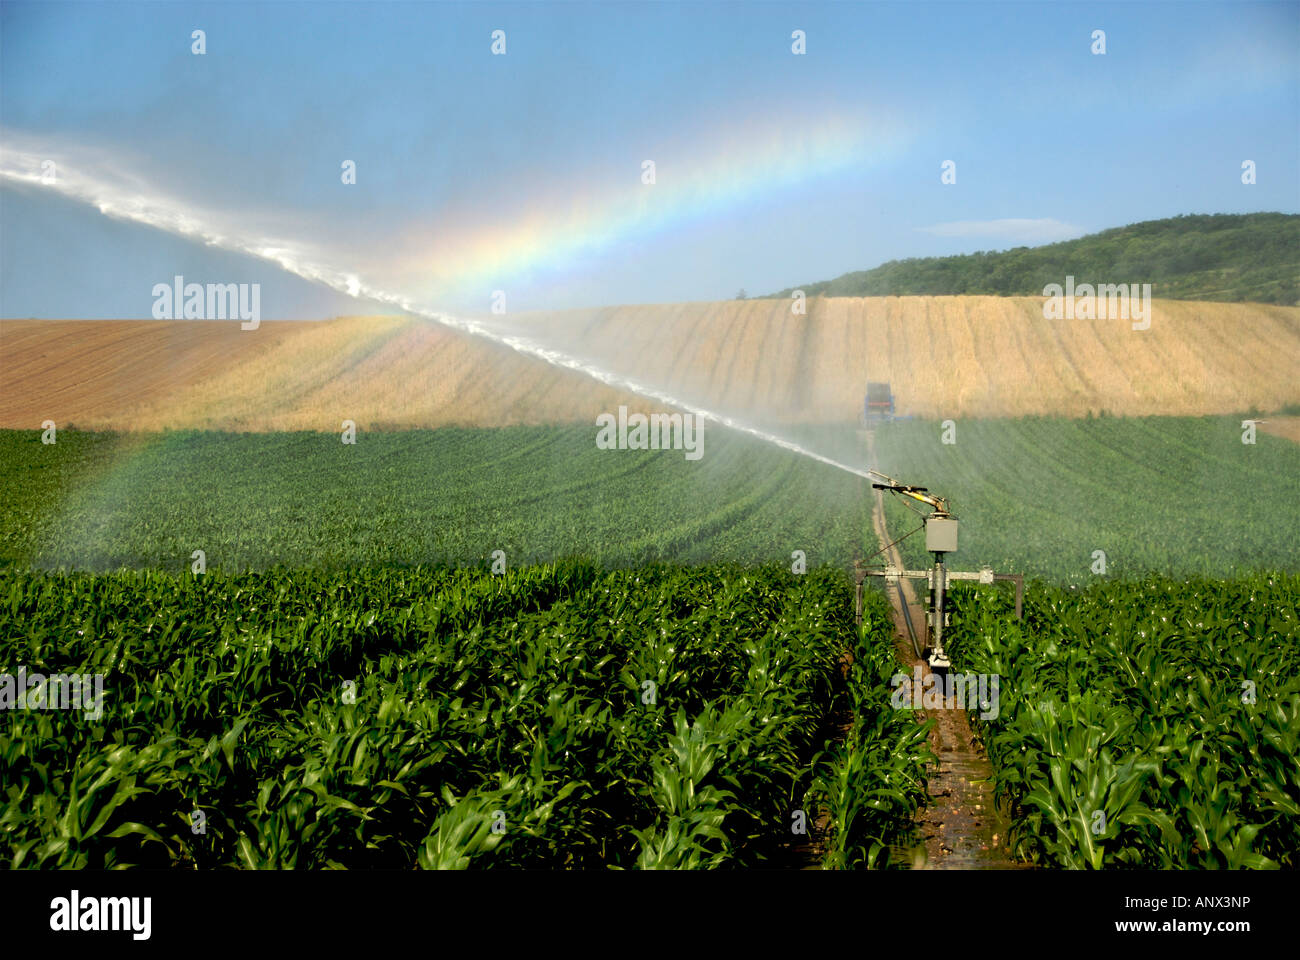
[863,381,895,423]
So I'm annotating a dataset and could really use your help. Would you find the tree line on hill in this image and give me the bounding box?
[765,213,1299,305]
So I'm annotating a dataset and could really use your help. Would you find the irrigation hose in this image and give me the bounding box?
[897,579,924,661]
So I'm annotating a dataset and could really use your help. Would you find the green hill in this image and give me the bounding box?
[769,213,1299,304]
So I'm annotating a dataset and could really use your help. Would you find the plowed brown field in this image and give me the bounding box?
[3,295,1297,430]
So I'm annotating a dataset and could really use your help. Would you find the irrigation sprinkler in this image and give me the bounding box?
[855,468,1022,671]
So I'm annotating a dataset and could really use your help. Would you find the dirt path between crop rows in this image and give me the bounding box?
[865,433,1026,870]
[1259,416,1300,446]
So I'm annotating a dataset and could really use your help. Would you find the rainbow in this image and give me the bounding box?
[0,105,909,314]
[387,106,911,303]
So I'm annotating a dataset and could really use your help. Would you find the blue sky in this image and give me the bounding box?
[1,0,1296,318]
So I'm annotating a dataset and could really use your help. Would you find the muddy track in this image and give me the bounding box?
[866,434,1027,870]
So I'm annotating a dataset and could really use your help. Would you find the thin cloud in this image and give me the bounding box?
[915,218,1086,245]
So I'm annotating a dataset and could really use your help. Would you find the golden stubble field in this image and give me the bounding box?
[525,296,1300,421]
[2,296,1297,430]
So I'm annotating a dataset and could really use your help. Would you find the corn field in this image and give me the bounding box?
[945,574,1300,868]
[0,562,927,869]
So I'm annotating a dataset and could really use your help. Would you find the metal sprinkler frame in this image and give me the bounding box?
[854,469,1023,670]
